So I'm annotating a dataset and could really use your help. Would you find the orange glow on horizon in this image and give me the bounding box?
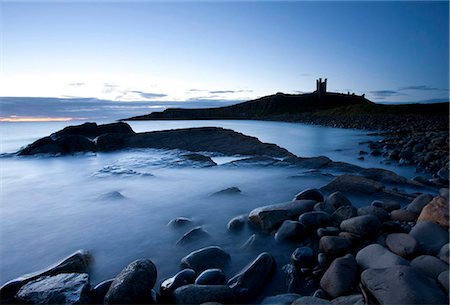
[0,116,83,122]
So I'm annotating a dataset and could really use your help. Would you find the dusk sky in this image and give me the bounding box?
[1,1,449,120]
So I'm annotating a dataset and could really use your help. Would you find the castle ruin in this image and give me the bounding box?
[315,78,327,97]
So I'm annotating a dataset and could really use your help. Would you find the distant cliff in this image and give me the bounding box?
[124,92,373,121]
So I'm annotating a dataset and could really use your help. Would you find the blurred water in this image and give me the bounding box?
[0,120,419,293]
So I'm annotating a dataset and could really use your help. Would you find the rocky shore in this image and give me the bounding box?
[1,171,448,304]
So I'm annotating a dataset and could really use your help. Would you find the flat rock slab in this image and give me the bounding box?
[360,168,407,184]
[320,174,385,194]
[249,200,315,232]
[361,265,448,305]
[15,273,90,304]
[356,244,409,270]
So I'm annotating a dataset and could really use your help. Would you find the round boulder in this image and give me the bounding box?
[291,247,315,270]
[385,233,421,258]
[298,212,332,230]
[195,269,226,285]
[181,246,231,273]
[411,255,449,279]
[409,221,449,255]
[320,254,358,298]
[294,188,324,202]
[356,244,409,270]
[326,192,352,209]
[407,193,433,214]
[340,215,381,239]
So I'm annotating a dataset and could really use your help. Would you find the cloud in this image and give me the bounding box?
[68,82,85,87]
[129,91,167,99]
[369,90,400,99]
[102,83,118,94]
[399,85,440,91]
[208,89,253,94]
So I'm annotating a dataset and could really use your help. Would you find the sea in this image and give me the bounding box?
[0,120,422,296]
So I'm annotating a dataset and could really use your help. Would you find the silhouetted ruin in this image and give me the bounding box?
[315,78,327,97]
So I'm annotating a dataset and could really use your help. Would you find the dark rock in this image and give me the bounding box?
[312,289,328,299]
[338,232,361,244]
[291,247,315,270]
[314,202,336,215]
[211,187,241,196]
[438,243,449,263]
[370,149,382,156]
[340,215,381,239]
[356,244,409,270]
[298,212,332,229]
[160,269,196,298]
[409,221,449,255]
[195,269,226,285]
[317,253,328,268]
[325,192,352,209]
[320,254,358,298]
[407,193,433,214]
[173,285,235,304]
[357,206,390,222]
[91,279,114,304]
[239,234,260,251]
[283,264,318,295]
[227,215,247,232]
[294,188,324,202]
[390,209,418,222]
[176,226,211,246]
[381,221,407,234]
[104,259,157,304]
[183,153,217,167]
[437,167,450,180]
[371,200,400,212]
[410,255,449,279]
[0,249,91,302]
[181,246,231,273]
[438,270,449,294]
[261,293,301,305]
[228,252,275,301]
[275,220,306,242]
[330,294,364,305]
[317,227,340,238]
[294,156,332,169]
[385,233,421,258]
[360,168,407,184]
[15,273,90,304]
[168,217,193,228]
[440,188,449,199]
[292,296,331,305]
[319,236,352,255]
[321,174,385,194]
[248,200,315,232]
[331,206,357,224]
[417,196,449,227]
[361,265,448,305]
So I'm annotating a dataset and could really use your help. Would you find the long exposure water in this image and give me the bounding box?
[0,120,420,297]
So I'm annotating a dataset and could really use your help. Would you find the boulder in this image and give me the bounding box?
[227,252,275,301]
[176,226,211,246]
[331,294,364,305]
[15,273,90,304]
[294,188,324,202]
[361,265,448,305]
[407,193,433,214]
[438,270,449,294]
[371,200,400,212]
[183,153,217,167]
[319,236,352,255]
[409,221,449,255]
[320,254,358,298]
[168,217,193,228]
[227,215,247,232]
[104,259,157,304]
[275,220,306,242]
[173,285,235,304]
[91,279,114,304]
[298,212,332,229]
[248,200,315,232]
[417,196,449,227]
[291,247,315,270]
[261,293,301,305]
[320,174,385,194]
[0,249,91,302]
[385,233,421,258]
[390,209,418,222]
[314,202,336,215]
[410,255,449,279]
[356,244,409,270]
[438,243,449,263]
[357,206,390,222]
[331,206,357,224]
[340,215,381,239]
[195,269,226,285]
[326,192,352,209]
[292,296,331,305]
[181,246,231,273]
[360,168,407,184]
[160,269,196,298]
[317,227,340,238]
[381,221,407,234]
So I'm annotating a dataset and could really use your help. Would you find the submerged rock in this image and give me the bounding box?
[361,265,448,305]
[182,153,217,167]
[293,188,324,202]
[15,273,90,305]
[173,285,235,304]
[176,226,211,246]
[195,269,226,285]
[248,200,315,232]
[160,269,196,298]
[227,215,247,232]
[321,174,385,194]
[168,217,193,228]
[325,192,352,209]
[275,220,306,242]
[211,187,241,196]
[181,246,231,273]
[0,249,91,302]
[228,252,275,301]
[360,168,407,184]
[104,259,157,304]
[91,279,114,304]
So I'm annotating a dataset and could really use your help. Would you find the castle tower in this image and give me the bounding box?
[315,78,327,97]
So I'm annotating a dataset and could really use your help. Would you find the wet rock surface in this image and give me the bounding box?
[181,246,231,273]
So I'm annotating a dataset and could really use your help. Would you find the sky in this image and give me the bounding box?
[0,1,449,120]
